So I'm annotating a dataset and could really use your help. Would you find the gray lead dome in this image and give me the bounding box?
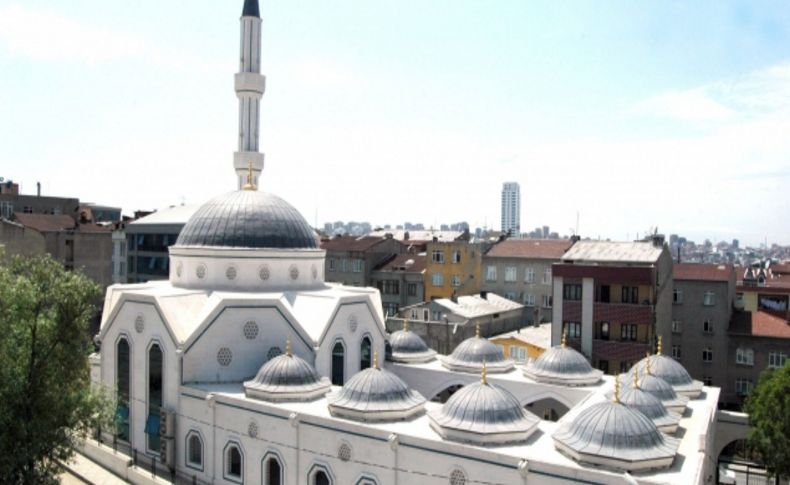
[440,335,514,373]
[244,352,331,402]
[634,354,704,398]
[175,191,318,249]
[523,345,603,386]
[328,366,426,422]
[389,328,436,363]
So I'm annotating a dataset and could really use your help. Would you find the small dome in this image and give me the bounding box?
[634,353,703,398]
[429,374,540,446]
[618,374,682,433]
[389,324,436,363]
[244,348,330,402]
[553,397,680,472]
[440,327,514,374]
[523,343,602,386]
[175,190,318,249]
[328,363,426,422]
[623,372,689,414]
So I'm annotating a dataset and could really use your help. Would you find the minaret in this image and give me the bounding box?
[233,0,266,189]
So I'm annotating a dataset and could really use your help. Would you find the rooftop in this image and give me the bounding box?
[490,323,552,350]
[433,293,524,319]
[367,229,463,243]
[128,204,199,226]
[561,240,665,264]
[13,213,75,232]
[320,235,390,252]
[486,239,574,260]
[374,253,427,273]
[730,310,790,339]
[674,263,734,282]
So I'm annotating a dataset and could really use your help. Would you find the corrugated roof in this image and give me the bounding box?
[486,239,573,259]
[561,241,664,264]
[674,263,733,282]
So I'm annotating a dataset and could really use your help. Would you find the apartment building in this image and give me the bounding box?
[482,238,574,324]
[424,240,482,300]
[125,205,197,283]
[551,237,673,374]
[321,234,403,287]
[370,253,426,316]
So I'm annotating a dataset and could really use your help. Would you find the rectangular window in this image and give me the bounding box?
[768,352,788,369]
[673,289,683,304]
[672,345,681,360]
[621,286,639,304]
[599,285,610,303]
[341,259,348,272]
[524,267,535,283]
[505,292,517,301]
[596,322,610,340]
[598,360,609,374]
[451,274,461,287]
[509,346,527,362]
[620,323,637,341]
[703,376,713,386]
[703,291,715,306]
[432,250,445,264]
[486,265,497,282]
[703,319,714,334]
[410,308,418,319]
[452,251,461,264]
[563,284,582,301]
[735,348,754,366]
[619,360,631,373]
[671,320,682,333]
[352,259,363,273]
[702,348,713,363]
[735,378,754,396]
[423,309,430,321]
[543,268,552,284]
[563,322,581,338]
[431,273,444,287]
[524,294,535,307]
[328,258,336,272]
[504,266,517,282]
[407,283,417,297]
[22,206,33,213]
[542,294,552,308]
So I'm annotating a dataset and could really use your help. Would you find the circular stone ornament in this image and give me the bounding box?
[243,321,259,340]
[248,420,259,438]
[217,347,233,366]
[259,265,270,281]
[134,315,145,334]
[348,314,358,333]
[289,264,299,280]
[338,443,352,462]
[196,264,207,279]
[226,265,237,280]
[267,346,283,361]
[449,469,467,485]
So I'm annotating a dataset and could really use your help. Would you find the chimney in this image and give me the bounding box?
[677,245,681,263]
[651,233,665,247]
[404,231,410,241]
[36,182,41,197]
[570,235,581,243]
[480,290,488,300]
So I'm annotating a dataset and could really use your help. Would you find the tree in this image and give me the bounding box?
[0,254,111,484]
[745,361,790,479]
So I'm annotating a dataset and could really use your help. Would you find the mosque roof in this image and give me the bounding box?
[440,328,515,374]
[175,190,318,250]
[522,339,603,386]
[633,340,703,398]
[388,324,436,364]
[244,343,331,402]
[621,371,689,414]
[617,372,682,433]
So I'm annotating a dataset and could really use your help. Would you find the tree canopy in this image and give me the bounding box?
[745,361,790,479]
[0,255,110,484]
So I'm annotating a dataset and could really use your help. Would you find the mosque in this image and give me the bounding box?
[92,1,723,483]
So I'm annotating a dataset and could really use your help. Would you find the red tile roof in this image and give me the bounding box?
[320,235,388,252]
[674,263,734,282]
[375,253,427,273]
[730,310,790,339]
[13,213,75,232]
[486,239,573,259]
[771,263,790,275]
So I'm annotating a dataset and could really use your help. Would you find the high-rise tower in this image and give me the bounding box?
[233,0,266,189]
[501,182,521,237]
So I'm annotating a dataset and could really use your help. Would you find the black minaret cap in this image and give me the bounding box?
[242,0,260,17]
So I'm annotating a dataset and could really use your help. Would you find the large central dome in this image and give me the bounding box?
[175,190,318,249]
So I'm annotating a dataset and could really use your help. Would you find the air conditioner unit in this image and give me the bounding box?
[159,408,175,439]
[160,437,174,468]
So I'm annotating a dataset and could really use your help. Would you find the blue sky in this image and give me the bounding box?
[1,1,789,245]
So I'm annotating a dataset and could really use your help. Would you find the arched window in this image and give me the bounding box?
[315,470,331,485]
[331,341,345,386]
[264,456,282,485]
[225,443,243,481]
[146,343,163,453]
[360,336,372,371]
[116,337,130,442]
[186,432,203,469]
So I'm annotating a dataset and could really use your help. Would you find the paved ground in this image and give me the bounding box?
[59,453,127,484]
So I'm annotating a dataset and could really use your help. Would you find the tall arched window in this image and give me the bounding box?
[331,342,345,386]
[186,432,203,469]
[116,338,130,441]
[314,470,331,485]
[146,343,163,453]
[265,456,282,485]
[225,443,243,481]
[360,337,372,371]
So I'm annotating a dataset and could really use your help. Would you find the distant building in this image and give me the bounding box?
[392,292,525,354]
[321,234,403,287]
[370,253,426,316]
[737,264,790,319]
[551,237,673,374]
[424,240,483,301]
[489,322,552,363]
[500,181,520,237]
[367,229,464,245]
[482,239,574,324]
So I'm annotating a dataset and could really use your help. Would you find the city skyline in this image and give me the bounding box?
[1,1,789,246]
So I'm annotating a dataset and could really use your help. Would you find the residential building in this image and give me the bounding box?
[321,234,403,287]
[490,322,552,363]
[737,263,790,319]
[424,239,483,301]
[370,253,426,317]
[551,237,673,374]
[500,181,520,236]
[125,205,198,283]
[671,263,736,397]
[391,292,525,354]
[482,238,574,324]
[0,192,79,219]
[367,229,464,245]
[0,217,46,259]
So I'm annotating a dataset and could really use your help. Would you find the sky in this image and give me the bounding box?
[0,1,789,246]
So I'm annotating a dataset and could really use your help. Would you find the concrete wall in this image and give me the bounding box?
[0,219,46,259]
[481,256,555,324]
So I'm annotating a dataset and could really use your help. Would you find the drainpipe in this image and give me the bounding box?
[290,413,300,484]
[389,434,399,485]
[207,393,216,482]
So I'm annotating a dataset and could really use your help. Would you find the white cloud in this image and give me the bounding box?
[630,88,734,122]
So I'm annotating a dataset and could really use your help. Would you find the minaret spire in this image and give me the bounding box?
[234,0,265,189]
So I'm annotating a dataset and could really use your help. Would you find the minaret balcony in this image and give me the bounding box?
[235,72,266,95]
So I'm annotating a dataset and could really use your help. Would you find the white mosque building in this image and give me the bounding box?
[90,1,726,483]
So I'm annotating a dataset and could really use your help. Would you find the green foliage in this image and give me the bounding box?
[745,361,790,478]
[0,255,113,484]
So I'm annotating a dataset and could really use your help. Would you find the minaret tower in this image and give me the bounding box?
[233,0,266,189]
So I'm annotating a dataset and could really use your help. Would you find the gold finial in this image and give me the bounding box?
[242,160,257,191]
[373,350,379,370]
[403,319,409,332]
[633,367,640,389]
[475,322,481,338]
[481,360,488,385]
[656,335,663,355]
[561,329,567,348]
[613,376,621,403]
[645,354,653,375]
[286,337,292,357]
